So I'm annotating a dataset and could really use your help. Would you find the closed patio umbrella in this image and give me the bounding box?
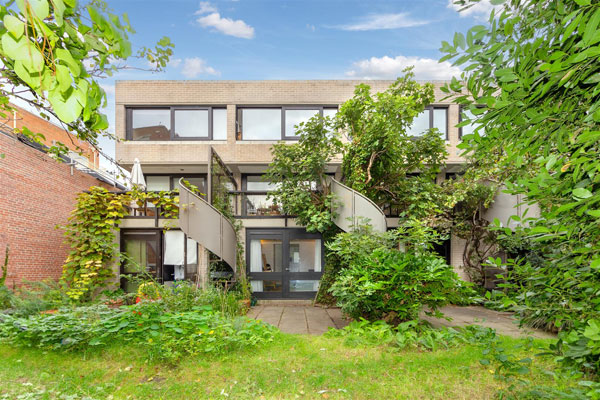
[130,158,146,216]
[130,158,146,189]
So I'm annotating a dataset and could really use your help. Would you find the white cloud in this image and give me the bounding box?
[168,58,182,68]
[195,1,217,15]
[334,13,429,31]
[306,24,316,32]
[194,2,254,39]
[447,0,500,18]
[345,55,462,80]
[99,84,115,95]
[180,57,220,78]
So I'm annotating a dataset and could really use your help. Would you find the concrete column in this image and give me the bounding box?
[196,244,210,289]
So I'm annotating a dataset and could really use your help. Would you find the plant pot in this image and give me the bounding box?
[239,299,251,313]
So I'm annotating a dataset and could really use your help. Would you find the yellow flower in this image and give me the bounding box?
[209,330,214,335]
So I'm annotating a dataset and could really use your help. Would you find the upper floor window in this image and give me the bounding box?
[459,106,484,138]
[406,106,448,139]
[237,106,338,140]
[127,107,227,141]
[146,174,207,196]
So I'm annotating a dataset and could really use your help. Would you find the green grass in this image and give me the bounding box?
[0,333,557,400]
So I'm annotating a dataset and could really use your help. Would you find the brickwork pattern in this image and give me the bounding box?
[0,104,98,167]
[115,80,465,167]
[0,133,111,287]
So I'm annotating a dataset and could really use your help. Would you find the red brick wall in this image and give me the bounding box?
[0,104,99,168]
[0,133,112,287]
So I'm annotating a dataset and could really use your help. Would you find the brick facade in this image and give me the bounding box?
[0,104,99,168]
[115,80,465,169]
[0,133,112,287]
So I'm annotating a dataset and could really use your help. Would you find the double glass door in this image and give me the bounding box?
[247,229,323,298]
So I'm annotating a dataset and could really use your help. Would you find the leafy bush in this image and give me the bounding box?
[2,280,68,317]
[0,302,277,363]
[326,318,497,350]
[0,286,14,310]
[329,248,473,324]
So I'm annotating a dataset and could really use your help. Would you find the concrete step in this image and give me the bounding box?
[257,299,313,306]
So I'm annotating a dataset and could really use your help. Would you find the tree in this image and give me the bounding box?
[265,115,343,233]
[339,71,449,222]
[0,0,173,153]
[442,0,600,363]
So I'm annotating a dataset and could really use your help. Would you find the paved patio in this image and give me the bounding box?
[248,305,348,335]
[249,304,555,338]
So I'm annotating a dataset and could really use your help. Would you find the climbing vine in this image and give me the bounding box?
[60,187,179,301]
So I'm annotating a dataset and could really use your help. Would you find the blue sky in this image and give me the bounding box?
[96,0,497,169]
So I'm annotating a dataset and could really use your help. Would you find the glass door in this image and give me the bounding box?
[247,229,323,298]
[247,231,284,298]
[121,231,161,292]
[286,231,323,298]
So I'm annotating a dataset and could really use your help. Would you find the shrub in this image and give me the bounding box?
[0,286,14,310]
[329,248,471,324]
[326,318,497,350]
[3,280,68,317]
[0,302,277,363]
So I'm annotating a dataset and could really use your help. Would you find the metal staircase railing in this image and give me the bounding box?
[177,178,237,273]
[328,176,387,233]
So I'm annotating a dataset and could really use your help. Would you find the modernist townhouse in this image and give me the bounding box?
[114,80,523,299]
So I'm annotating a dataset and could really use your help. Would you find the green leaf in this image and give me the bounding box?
[3,15,24,39]
[573,188,593,200]
[47,89,83,123]
[52,0,66,26]
[16,0,50,20]
[591,259,600,270]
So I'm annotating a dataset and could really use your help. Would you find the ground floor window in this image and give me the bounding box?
[247,228,323,299]
[120,229,200,291]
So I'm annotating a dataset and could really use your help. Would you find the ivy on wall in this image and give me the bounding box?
[60,187,179,301]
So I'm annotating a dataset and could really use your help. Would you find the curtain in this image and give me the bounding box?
[314,239,322,272]
[164,230,185,265]
[250,240,263,272]
[250,280,263,292]
[250,240,264,292]
[186,238,198,264]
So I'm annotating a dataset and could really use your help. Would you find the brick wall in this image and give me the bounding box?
[114,80,466,168]
[0,104,99,168]
[0,133,112,287]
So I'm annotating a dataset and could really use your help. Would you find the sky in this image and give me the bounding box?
[94,0,499,170]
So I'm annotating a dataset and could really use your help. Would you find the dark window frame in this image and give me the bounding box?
[237,105,338,141]
[246,228,325,299]
[126,106,227,141]
[409,105,449,140]
[458,105,485,139]
[145,173,208,196]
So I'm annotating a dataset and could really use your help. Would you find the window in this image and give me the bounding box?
[406,106,448,139]
[240,109,282,140]
[213,108,227,140]
[243,175,282,216]
[130,109,171,141]
[459,106,483,138]
[145,174,207,196]
[284,108,319,138]
[238,106,338,140]
[126,107,226,141]
[174,109,209,138]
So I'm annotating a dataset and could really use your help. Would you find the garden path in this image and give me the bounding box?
[249,304,555,338]
[248,305,348,335]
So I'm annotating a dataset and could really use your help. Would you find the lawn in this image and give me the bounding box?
[0,333,555,400]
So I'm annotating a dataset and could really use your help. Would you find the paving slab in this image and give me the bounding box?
[421,305,555,339]
[254,306,284,327]
[279,307,308,334]
[305,307,336,335]
[325,308,349,329]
